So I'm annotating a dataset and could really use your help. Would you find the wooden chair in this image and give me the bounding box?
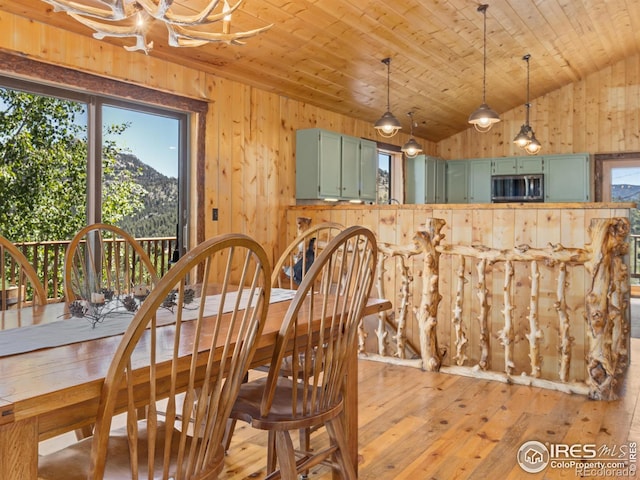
[38,233,272,479]
[228,226,378,480]
[63,223,159,302]
[223,222,345,452]
[0,234,47,309]
[272,222,345,289]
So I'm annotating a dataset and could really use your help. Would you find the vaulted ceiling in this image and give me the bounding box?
[2,0,639,142]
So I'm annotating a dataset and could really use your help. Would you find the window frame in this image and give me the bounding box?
[0,51,207,251]
[374,141,404,204]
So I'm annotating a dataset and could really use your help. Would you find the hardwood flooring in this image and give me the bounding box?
[40,339,640,479]
[222,339,640,480]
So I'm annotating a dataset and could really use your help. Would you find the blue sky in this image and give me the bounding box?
[103,106,179,178]
[612,167,640,186]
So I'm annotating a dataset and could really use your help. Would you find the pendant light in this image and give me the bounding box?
[374,57,402,138]
[468,4,500,132]
[513,54,542,155]
[402,112,423,158]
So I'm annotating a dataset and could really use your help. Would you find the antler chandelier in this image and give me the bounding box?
[41,0,273,54]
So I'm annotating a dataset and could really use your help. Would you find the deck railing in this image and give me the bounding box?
[12,237,176,303]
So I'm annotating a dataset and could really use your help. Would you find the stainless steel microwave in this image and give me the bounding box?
[491,174,544,203]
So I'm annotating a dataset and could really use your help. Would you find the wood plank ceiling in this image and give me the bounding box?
[2,0,639,142]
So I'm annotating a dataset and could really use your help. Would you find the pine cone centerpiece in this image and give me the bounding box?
[162,291,178,310]
[183,288,195,304]
[122,295,138,312]
[69,300,88,318]
[100,288,114,302]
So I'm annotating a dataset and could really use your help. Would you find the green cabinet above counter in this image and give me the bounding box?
[544,153,591,202]
[492,156,544,175]
[405,155,445,203]
[296,128,377,201]
[444,158,492,203]
[405,153,592,204]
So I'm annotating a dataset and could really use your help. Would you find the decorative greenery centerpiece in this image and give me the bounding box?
[67,284,195,328]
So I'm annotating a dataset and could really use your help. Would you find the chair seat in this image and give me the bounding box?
[38,421,224,480]
[230,377,343,431]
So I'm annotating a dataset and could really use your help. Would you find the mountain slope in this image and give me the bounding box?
[115,153,178,238]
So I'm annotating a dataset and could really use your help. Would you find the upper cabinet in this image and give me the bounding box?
[443,153,591,204]
[468,159,492,203]
[406,155,445,203]
[544,153,592,202]
[445,160,469,203]
[517,157,544,174]
[358,139,378,202]
[443,159,492,204]
[492,157,544,175]
[296,128,378,201]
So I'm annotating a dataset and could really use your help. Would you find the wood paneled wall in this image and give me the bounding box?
[438,53,640,159]
[1,10,639,265]
[0,10,434,266]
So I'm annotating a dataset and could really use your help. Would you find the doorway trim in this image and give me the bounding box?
[594,152,640,201]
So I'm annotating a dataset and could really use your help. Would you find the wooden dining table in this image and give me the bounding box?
[0,294,391,480]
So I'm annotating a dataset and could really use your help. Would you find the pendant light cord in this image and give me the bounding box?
[383,57,391,111]
[524,54,531,125]
[480,4,488,103]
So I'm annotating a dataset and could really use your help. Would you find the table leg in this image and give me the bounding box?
[337,346,358,479]
[0,417,38,480]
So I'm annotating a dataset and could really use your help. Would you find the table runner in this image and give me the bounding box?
[0,288,297,358]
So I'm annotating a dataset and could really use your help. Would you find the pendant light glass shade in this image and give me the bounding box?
[513,54,542,155]
[401,112,423,158]
[375,111,402,137]
[374,57,402,138]
[513,125,532,148]
[524,133,542,155]
[468,103,501,132]
[402,138,423,158]
[468,4,500,132]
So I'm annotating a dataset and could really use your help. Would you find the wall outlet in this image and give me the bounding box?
[212,208,218,221]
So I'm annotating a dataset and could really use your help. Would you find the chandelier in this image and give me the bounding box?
[41,0,273,54]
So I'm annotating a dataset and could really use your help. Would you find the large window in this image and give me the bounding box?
[0,76,188,248]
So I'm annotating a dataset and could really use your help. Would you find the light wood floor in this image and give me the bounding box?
[221,339,640,480]
[40,339,640,479]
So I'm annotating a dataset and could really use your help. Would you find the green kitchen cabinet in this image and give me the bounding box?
[340,135,362,199]
[405,155,445,203]
[492,157,517,175]
[296,128,377,201]
[445,159,469,203]
[468,159,492,203]
[358,138,378,202]
[492,156,543,175]
[516,156,544,174]
[544,153,591,202]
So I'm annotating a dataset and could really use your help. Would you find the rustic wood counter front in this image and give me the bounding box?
[286,202,634,398]
[0,297,391,480]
